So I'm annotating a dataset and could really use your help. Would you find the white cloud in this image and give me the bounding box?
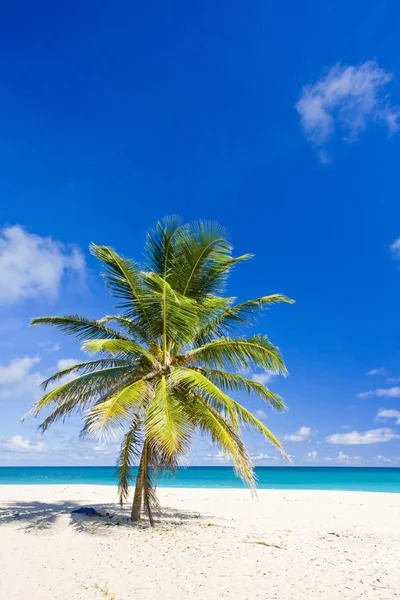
[296,61,400,160]
[376,408,400,425]
[390,237,400,259]
[0,356,40,384]
[251,371,274,385]
[39,341,62,352]
[0,356,43,400]
[0,225,85,303]
[307,450,317,458]
[377,455,392,463]
[284,426,312,442]
[56,358,80,371]
[255,409,267,420]
[358,386,400,398]
[367,368,386,376]
[93,444,114,456]
[326,428,400,445]
[250,453,278,461]
[386,377,400,383]
[337,451,362,462]
[0,435,45,454]
[204,451,231,463]
[0,356,81,401]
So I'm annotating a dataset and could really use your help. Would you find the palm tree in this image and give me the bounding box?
[24,218,294,524]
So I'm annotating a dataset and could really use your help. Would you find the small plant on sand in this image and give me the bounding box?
[24,218,293,525]
[94,582,118,599]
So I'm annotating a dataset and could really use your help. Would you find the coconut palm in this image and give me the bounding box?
[24,219,293,525]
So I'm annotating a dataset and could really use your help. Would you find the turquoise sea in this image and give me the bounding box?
[0,466,399,493]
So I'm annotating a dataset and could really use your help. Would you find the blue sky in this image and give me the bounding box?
[1,0,400,466]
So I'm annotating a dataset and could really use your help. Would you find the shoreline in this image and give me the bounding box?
[0,482,400,495]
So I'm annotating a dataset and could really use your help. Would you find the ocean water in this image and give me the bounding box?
[0,466,399,492]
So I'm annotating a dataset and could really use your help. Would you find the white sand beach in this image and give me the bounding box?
[0,485,399,599]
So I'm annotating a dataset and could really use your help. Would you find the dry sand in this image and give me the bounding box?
[0,485,399,599]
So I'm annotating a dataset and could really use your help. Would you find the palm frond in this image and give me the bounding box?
[30,315,128,341]
[84,378,149,439]
[227,399,288,459]
[90,244,155,333]
[170,221,251,298]
[144,216,182,277]
[177,390,255,488]
[201,369,286,411]
[22,367,132,420]
[194,253,253,298]
[97,315,149,343]
[142,272,200,350]
[37,379,130,433]
[116,419,142,505]
[145,376,193,458]
[183,335,287,375]
[41,358,132,391]
[81,338,159,369]
[194,294,295,345]
[170,367,239,427]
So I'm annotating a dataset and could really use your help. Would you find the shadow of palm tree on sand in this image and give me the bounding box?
[0,499,206,534]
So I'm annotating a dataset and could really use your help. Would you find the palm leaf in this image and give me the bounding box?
[37,379,131,432]
[227,400,288,459]
[183,335,287,374]
[41,358,132,391]
[144,216,182,277]
[145,376,193,458]
[98,315,149,343]
[30,315,128,341]
[116,419,142,505]
[170,367,239,427]
[194,294,294,345]
[90,244,155,334]
[81,339,159,368]
[178,390,255,488]
[201,369,286,411]
[170,221,252,298]
[84,378,149,438]
[142,272,200,351]
[22,367,132,420]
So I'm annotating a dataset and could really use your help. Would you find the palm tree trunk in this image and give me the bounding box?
[131,443,146,521]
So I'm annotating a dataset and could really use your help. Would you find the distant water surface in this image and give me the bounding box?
[0,467,399,493]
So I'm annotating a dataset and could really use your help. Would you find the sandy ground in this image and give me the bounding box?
[0,485,399,599]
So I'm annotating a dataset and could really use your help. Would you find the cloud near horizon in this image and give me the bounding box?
[0,435,46,454]
[284,426,311,442]
[326,428,400,445]
[296,61,400,161]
